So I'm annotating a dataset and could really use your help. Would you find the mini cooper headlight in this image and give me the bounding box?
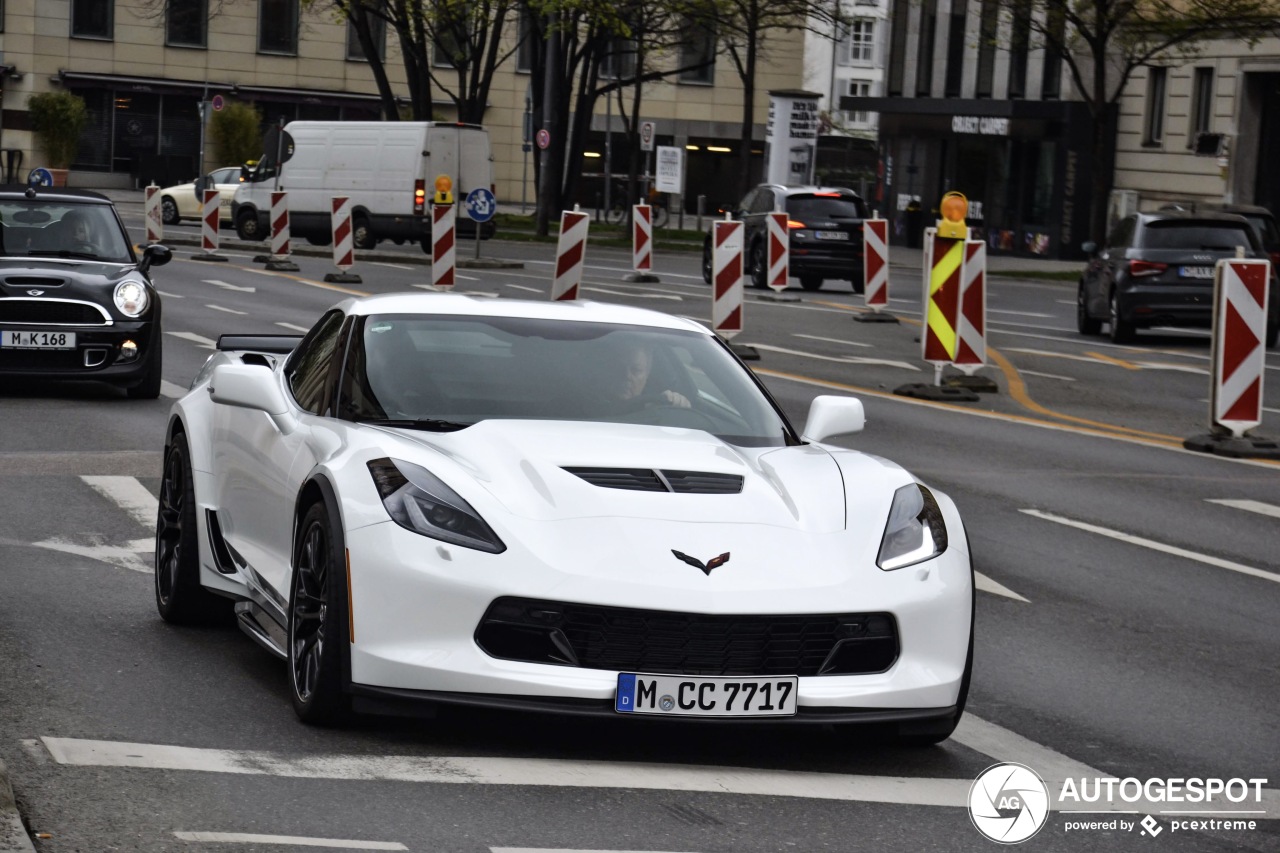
[113,280,150,317]
[367,457,505,553]
[877,483,948,571]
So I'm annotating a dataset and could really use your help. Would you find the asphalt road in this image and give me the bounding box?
[1,217,1278,852]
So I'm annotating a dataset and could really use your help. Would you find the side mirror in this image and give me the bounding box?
[801,395,865,443]
[139,244,172,272]
[209,363,296,435]
[1081,241,1097,255]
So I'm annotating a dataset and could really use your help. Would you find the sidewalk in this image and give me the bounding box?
[0,759,34,853]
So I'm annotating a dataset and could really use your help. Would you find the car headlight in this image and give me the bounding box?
[114,280,150,317]
[367,457,505,553]
[877,483,948,571]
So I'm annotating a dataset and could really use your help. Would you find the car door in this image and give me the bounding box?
[211,310,347,610]
[1086,216,1133,317]
[212,168,242,220]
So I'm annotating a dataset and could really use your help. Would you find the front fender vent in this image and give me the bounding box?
[564,467,743,494]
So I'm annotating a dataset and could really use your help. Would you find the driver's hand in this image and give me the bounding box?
[662,390,691,408]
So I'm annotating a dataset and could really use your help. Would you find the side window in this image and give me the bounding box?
[286,310,347,414]
[737,189,759,213]
[750,190,776,214]
[1107,217,1135,250]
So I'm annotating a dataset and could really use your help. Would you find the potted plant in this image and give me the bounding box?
[27,90,88,186]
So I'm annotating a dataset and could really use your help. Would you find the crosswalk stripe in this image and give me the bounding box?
[1020,509,1279,584]
[81,476,156,528]
[1208,499,1280,519]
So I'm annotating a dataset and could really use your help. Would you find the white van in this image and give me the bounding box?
[231,121,495,250]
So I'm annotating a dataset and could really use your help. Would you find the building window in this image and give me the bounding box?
[259,0,299,55]
[914,0,937,96]
[600,36,637,80]
[433,13,471,68]
[346,10,386,61]
[72,0,113,38]
[516,8,538,73]
[886,0,909,96]
[944,0,967,98]
[1189,67,1214,144]
[1041,5,1065,99]
[1008,4,1031,98]
[167,0,207,47]
[678,21,716,83]
[1144,66,1167,145]
[844,79,873,125]
[974,0,999,97]
[838,20,875,66]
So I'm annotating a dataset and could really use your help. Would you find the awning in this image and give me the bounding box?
[59,71,233,97]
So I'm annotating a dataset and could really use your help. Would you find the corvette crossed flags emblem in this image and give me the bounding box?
[671,550,731,576]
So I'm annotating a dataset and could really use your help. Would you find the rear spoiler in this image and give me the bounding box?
[216,334,304,354]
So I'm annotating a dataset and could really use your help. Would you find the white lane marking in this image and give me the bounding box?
[988,309,1054,318]
[372,262,414,271]
[793,333,874,349]
[276,322,310,332]
[1005,347,1124,366]
[206,304,248,315]
[40,733,1279,817]
[81,476,157,528]
[157,290,184,299]
[1208,499,1280,519]
[506,284,543,294]
[1020,509,1280,584]
[173,833,406,850]
[161,380,188,399]
[1133,362,1209,375]
[974,572,1029,602]
[1018,370,1076,382]
[748,343,920,371]
[31,538,150,574]
[201,279,256,293]
[583,286,682,301]
[168,331,217,350]
[492,850,696,853]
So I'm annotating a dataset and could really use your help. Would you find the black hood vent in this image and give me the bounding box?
[4,276,67,287]
[564,467,743,494]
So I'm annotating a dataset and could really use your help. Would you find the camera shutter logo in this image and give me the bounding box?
[969,762,1050,844]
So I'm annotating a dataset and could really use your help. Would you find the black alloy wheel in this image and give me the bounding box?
[352,216,376,250]
[289,502,350,724]
[235,208,262,241]
[750,241,768,289]
[1077,282,1101,335]
[1109,290,1136,343]
[155,433,228,624]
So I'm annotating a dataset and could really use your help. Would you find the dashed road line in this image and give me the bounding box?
[974,572,1029,602]
[1207,499,1280,519]
[206,304,248,315]
[201,279,256,293]
[276,322,310,332]
[173,833,406,850]
[792,333,873,348]
[167,331,217,350]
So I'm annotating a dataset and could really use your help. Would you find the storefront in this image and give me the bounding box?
[843,96,1099,260]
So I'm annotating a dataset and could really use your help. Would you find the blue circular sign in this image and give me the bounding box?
[465,188,497,223]
[27,167,53,187]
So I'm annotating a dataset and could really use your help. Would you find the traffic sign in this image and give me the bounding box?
[639,121,656,152]
[27,168,53,187]
[212,94,225,112]
[536,129,551,150]
[465,188,497,223]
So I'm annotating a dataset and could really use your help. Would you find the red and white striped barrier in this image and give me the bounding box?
[765,212,789,292]
[552,208,589,301]
[331,196,354,271]
[144,184,162,243]
[1211,258,1271,436]
[712,219,744,338]
[431,203,456,290]
[954,240,987,372]
[863,218,888,309]
[201,189,220,254]
[632,204,652,273]
[922,227,962,367]
[270,191,291,258]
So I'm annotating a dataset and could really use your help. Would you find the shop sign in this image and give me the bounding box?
[952,116,1010,136]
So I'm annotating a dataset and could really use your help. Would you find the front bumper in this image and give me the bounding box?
[0,320,157,385]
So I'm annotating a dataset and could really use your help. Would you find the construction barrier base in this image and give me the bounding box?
[893,382,980,402]
[945,374,999,393]
[758,291,802,303]
[854,310,899,324]
[190,253,229,263]
[623,272,661,283]
[1183,432,1280,459]
[265,259,301,271]
[324,272,363,284]
[458,258,525,269]
[728,342,760,361]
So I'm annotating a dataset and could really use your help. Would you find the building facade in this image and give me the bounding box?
[0,0,807,213]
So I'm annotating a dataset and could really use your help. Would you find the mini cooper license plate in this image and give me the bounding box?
[1,330,76,350]
[815,230,849,241]
[615,673,798,717]
[1179,265,1214,279]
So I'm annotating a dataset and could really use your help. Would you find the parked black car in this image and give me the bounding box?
[1162,202,1280,270]
[1078,209,1279,347]
[0,185,171,397]
[702,185,870,292]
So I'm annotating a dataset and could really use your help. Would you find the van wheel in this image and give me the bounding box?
[352,216,376,250]
[235,209,262,241]
[307,234,333,247]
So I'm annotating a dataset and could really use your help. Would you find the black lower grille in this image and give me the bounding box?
[477,597,899,676]
[0,300,108,325]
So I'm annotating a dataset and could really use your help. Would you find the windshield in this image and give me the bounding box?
[339,314,794,447]
[0,201,133,262]
[786,194,868,221]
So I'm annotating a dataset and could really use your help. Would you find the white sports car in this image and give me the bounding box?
[157,293,973,743]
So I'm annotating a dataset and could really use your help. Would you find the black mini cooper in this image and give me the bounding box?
[0,185,171,398]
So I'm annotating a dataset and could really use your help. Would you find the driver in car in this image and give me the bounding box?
[612,341,690,409]
[61,210,100,253]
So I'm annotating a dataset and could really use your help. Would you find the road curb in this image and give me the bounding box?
[0,759,35,853]
[155,236,525,269]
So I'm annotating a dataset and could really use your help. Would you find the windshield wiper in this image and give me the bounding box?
[27,250,100,260]
[354,417,472,432]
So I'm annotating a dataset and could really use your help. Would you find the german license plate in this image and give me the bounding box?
[815,230,849,241]
[615,673,798,717]
[1,330,76,350]
[1179,265,1214,279]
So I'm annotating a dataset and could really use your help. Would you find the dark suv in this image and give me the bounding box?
[702,185,869,292]
[0,185,172,397]
[1078,209,1279,347]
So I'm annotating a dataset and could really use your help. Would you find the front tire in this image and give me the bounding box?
[749,241,768,290]
[799,274,823,291]
[1077,282,1101,335]
[160,196,180,226]
[155,433,229,625]
[352,215,376,250]
[289,501,351,725]
[701,238,713,284]
[1109,290,1135,343]
[235,208,262,241]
